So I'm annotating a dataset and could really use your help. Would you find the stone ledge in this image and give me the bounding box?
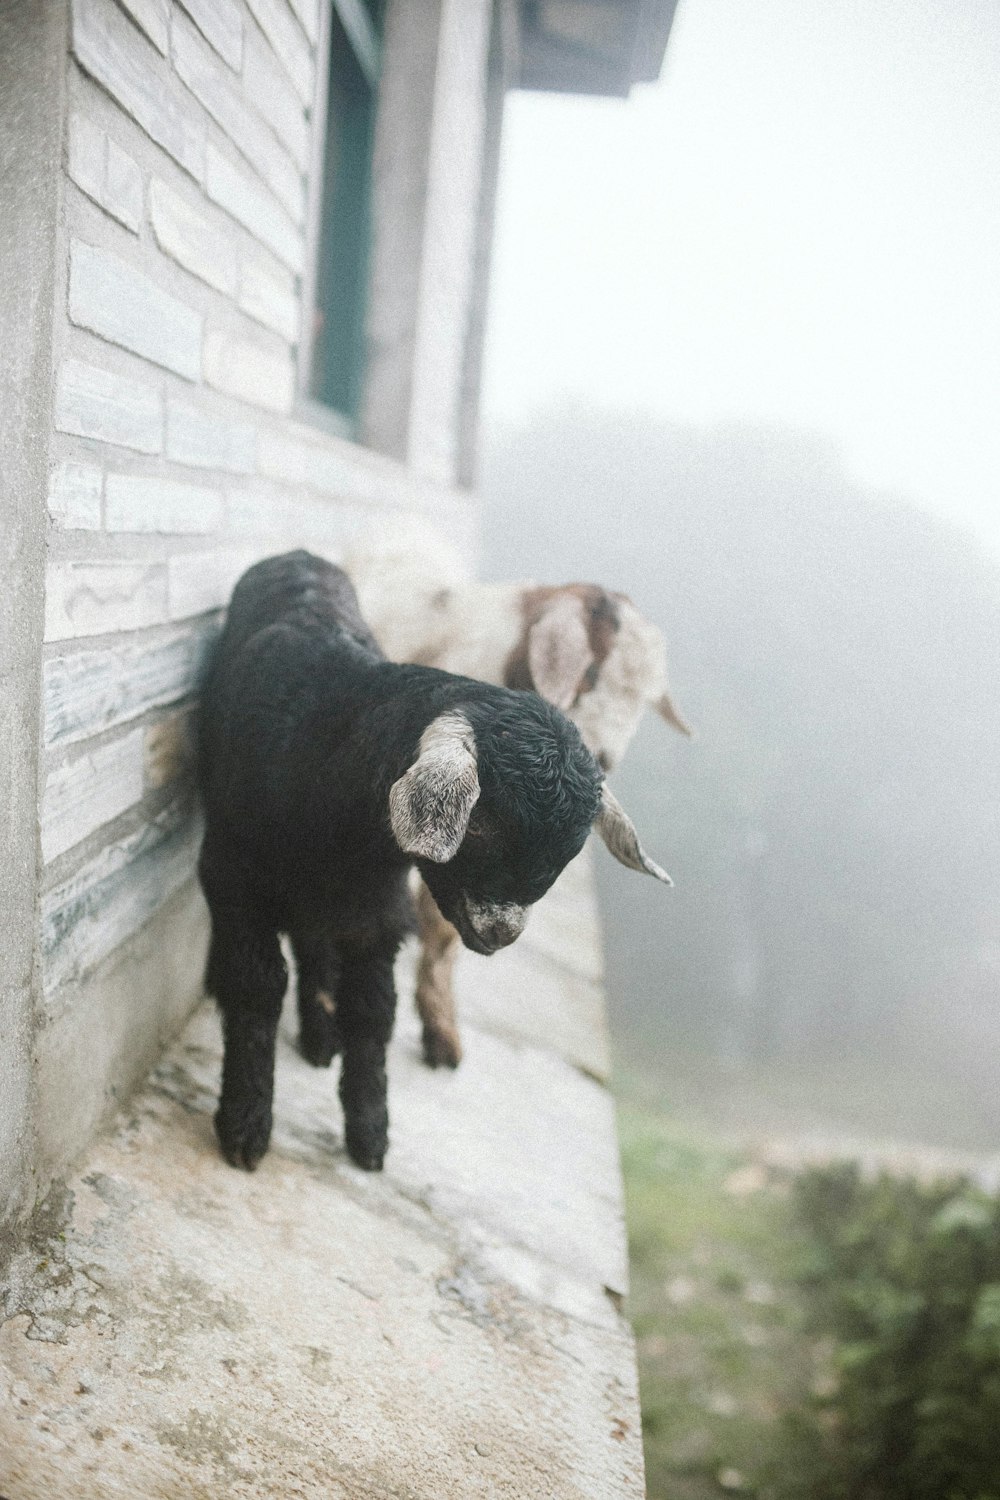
[0,856,644,1498]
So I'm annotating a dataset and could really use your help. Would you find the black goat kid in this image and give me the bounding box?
[198,552,669,1172]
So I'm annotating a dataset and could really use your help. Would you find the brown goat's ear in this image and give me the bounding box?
[527,595,595,712]
[594,784,673,884]
[389,711,481,862]
[655,689,693,738]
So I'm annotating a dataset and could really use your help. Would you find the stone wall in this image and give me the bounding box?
[5,0,493,1224]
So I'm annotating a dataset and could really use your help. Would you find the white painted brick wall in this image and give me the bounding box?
[172,12,304,224]
[202,325,295,412]
[69,241,202,379]
[243,23,310,168]
[176,0,244,71]
[46,560,169,642]
[118,0,170,54]
[40,806,200,995]
[238,250,298,340]
[166,548,254,621]
[165,398,256,472]
[106,140,145,228]
[67,108,104,202]
[55,357,163,453]
[244,0,313,103]
[204,143,303,271]
[41,727,146,864]
[224,483,324,538]
[68,112,144,232]
[105,474,224,533]
[72,0,205,180]
[257,427,356,495]
[43,622,217,748]
[149,177,239,296]
[48,461,103,530]
[286,0,317,46]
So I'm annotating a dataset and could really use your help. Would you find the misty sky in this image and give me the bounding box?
[482,0,1000,557]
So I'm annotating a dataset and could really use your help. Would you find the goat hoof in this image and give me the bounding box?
[344,1125,386,1172]
[351,1149,384,1172]
[298,1031,340,1068]
[422,1028,462,1069]
[215,1105,272,1171]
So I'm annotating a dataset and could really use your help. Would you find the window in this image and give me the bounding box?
[307,1,383,426]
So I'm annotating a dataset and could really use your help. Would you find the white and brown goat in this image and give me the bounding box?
[347,539,690,1068]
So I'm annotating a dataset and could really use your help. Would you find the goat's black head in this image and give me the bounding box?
[389,694,670,956]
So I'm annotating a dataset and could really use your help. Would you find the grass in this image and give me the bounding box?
[618,1100,826,1499]
[620,1097,1000,1500]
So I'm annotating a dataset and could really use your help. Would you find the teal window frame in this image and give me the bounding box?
[306,0,383,428]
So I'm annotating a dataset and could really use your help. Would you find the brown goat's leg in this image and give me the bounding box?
[415,879,462,1068]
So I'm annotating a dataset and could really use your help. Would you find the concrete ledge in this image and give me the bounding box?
[0,854,645,1498]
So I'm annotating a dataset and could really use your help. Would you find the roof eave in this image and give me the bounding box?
[515,0,680,98]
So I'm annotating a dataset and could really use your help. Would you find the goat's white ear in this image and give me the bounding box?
[594,784,673,885]
[389,712,481,863]
[527,596,595,712]
[654,689,693,738]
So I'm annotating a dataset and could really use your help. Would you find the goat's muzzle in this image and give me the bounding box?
[455,897,528,955]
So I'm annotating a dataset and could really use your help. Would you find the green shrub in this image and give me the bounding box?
[784,1163,1000,1500]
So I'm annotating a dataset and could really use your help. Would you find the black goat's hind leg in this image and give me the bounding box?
[210,926,287,1169]
[201,849,287,1170]
[292,927,342,1068]
[337,952,397,1171]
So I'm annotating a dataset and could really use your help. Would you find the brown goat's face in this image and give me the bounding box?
[568,599,667,770]
[506,587,689,773]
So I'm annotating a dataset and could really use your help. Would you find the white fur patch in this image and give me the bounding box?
[462,897,528,945]
[389,711,480,863]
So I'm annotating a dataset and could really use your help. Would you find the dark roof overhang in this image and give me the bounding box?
[516,0,680,97]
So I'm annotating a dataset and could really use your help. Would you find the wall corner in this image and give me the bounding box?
[0,0,69,1239]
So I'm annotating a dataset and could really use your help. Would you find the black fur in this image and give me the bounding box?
[198,551,602,1171]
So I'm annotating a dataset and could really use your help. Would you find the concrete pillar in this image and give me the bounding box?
[360,0,496,490]
[406,0,493,488]
[0,0,66,1241]
[359,0,444,464]
[455,0,519,488]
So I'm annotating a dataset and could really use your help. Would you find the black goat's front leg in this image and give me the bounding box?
[291,926,342,1068]
[337,953,397,1171]
[200,847,287,1170]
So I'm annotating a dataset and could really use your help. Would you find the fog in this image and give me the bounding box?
[484,1,1000,561]
[481,409,1000,1151]
[479,0,1000,1150]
